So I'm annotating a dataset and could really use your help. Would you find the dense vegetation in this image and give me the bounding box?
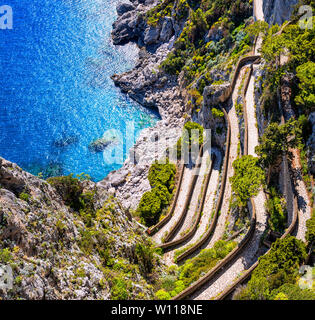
[235,236,315,300]
[47,174,96,227]
[176,121,204,159]
[255,119,301,169]
[230,155,265,208]
[47,174,163,299]
[153,0,253,114]
[266,187,287,233]
[306,209,315,244]
[155,240,237,299]
[137,159,176,226]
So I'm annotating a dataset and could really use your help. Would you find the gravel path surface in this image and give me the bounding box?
[206,70,244,248]
[163,148,222,265]
[247,67,259,157]
[279,58,312,242]
[292,150,312,241]
[171,144,213,241]
[191,190,266,300]
[152,163,194,245]
[192,64,268,300]
[254,0,264,21]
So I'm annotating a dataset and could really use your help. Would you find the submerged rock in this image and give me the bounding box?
[53,135,79,148]
[88,135,119,153]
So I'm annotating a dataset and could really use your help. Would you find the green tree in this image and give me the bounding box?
[237,236,307,300]
[255,119,301,169]
[148,160,176,192]
[230,155,265,207]
[306,210,315,244]
[137,184,171,226]
[295,61,315,111]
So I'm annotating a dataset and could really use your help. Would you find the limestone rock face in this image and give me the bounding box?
[159,17,174,43]
[112,10,144,45]
[109,0,187,210]
[144,25,160,45]
[0,157,161,300]
[263,0,298,25]
[203,83,231,107]
[116,2,135,16]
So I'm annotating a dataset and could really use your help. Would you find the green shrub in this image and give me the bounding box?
[137,184,171,226]
[211,107,224,118]
[0,248,12,263]
[137,158,177,226]
[135,243,155,274]
[47,174,83,211]
[47,175,96,224]
[267,187,287,233]
[19,192,30,202]
[295,61,315,111]
[255,119,301,169]
[155,289,171,300]
[148,160,176,192]
[110,277,130,300]
[236,236,307,300]
[230,155,265,208]
[271,283,315,300]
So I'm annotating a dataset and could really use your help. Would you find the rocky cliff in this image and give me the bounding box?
[0,157,164,300]
[99,0,188,210]
[263,0,298,25]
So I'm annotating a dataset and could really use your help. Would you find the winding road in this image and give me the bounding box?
[152,163,195,244]
[147,0,312,300]
[164,148,222,265]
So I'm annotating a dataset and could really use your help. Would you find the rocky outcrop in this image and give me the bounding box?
[116,1,135,16]
[103,1,187,210]
[263,0,298,25]
[112,0,174,46]
[0,157,163,300]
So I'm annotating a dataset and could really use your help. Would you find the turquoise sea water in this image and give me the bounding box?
[0,0,159,181]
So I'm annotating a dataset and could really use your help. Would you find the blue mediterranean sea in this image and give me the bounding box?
[0,0,159,181]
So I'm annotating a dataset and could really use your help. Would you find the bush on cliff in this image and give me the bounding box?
[230,155,265,208]
[235,236,307,300]
[47,174,84,211]
[148,160,176,192]
[47,174,96,226]
[137,182,171,226]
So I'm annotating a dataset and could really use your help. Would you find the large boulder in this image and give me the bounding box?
[159,17,173,42]
[203,83,231,107]
[143,25,160,45]
[116,2,135,16]
[112,11,144,45]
